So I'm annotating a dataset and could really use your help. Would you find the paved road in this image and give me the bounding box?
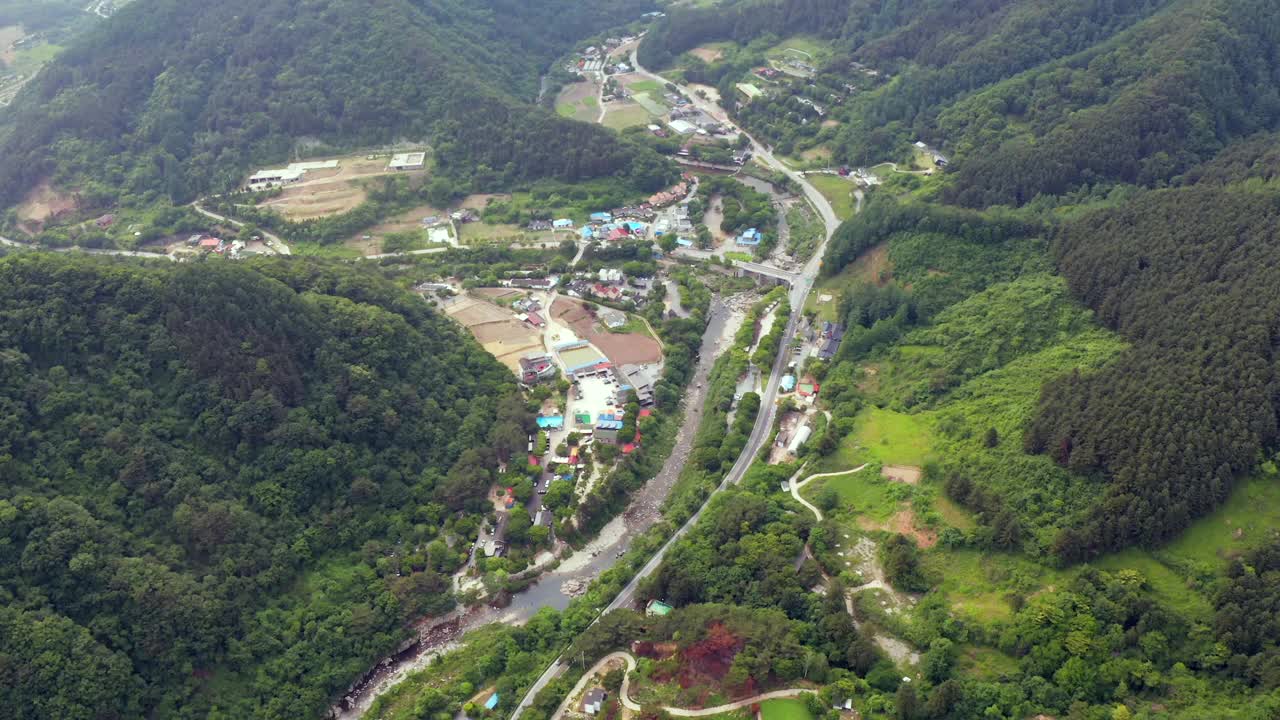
[1,234,176,261]
[191,201,292,255]
[629,44,841,238]
[553,651,812,719]
[513,41,848,720]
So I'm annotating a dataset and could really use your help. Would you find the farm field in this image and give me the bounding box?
[555,79,600,121]
[445,295,542,373]
[552,297,663,367]
[259,154,428,220]
[602,101,652,129]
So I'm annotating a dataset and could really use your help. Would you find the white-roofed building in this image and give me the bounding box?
[668,119,696,135]
[388,152,427,170]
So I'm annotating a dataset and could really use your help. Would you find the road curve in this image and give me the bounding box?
[554,651,812,719]
[191,201,291,255]
[514,36,849,720]
[790,465,869,522]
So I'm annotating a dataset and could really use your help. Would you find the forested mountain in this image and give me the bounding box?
[642,0,1280,205]
[0,254,527,718]
[1027,186,1280,559]
[0,0,657,210]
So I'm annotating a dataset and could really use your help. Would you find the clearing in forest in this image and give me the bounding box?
[259,154,427,220]
[555,79,600,122]
[16,181,77,230]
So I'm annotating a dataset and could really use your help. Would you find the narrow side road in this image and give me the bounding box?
[191,201,291,255]
[552,651,812,720]
[789,464,869,522]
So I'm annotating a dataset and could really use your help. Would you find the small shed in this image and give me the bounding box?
[646,599,673,616]
[484,692,500,711]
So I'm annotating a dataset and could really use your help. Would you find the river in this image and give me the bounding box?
[334,297,734,718]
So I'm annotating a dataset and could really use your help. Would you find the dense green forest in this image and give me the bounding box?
[1027,186,1280,559]
[0,0,662,213]
[0,254,528,718]
[642,0,1280,205]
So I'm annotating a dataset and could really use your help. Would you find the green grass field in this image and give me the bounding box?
[603,104,653,130]
[760,697,815,720]
[807,174,857,220]
[627,79,663,94]
[807,466,900,522]
[1160,471,1280,567]
[854,406,932,466]
[765,36,833,65]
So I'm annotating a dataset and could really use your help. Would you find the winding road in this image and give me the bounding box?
[789,465,868,522]
[191,201,291,255]
[552,652,813,719]
[512,39,849,720]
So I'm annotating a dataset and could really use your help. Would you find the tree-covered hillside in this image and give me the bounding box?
[0,0,658,210]
[642,0,1280,205]
[0,254,526,718]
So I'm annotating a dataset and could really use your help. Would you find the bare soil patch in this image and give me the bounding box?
[16,181,77,228]
[445,296,542,373]
[259,156,424,220]
[687,83,721,105]
[345,205,446,252]
[689,45,724,63]
[856,242,892,285]
[880,464,922,485]
[859,508,936,549]
[551,297,663,366]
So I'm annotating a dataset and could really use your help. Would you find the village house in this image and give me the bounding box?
[582,688,607,715]
[520,354,557,385]
[594,417,623,445]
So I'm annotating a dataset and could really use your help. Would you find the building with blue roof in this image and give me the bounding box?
[780,375,796,392]
[675,237,694,247]
[590,211,612,222]
[537,416,564,430]
[580,226,595,240]
[595,418,624,445]
[484,692,500,710]
[737,228,763,245]
[553,218,574,229]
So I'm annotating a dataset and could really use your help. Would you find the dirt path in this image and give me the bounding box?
[789,465,868,521]
[789,465,919,665]
[558,652,812,718]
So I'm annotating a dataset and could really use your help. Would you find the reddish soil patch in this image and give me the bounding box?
[893,509,937,548]
[858,508,937,549]
[552,297,663,366]
[880,464,922,485]
[633,641,678,659]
